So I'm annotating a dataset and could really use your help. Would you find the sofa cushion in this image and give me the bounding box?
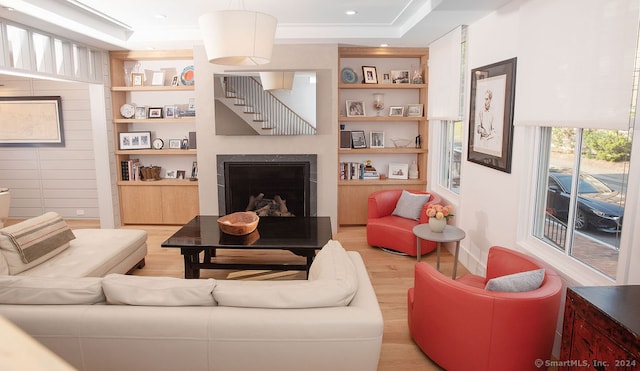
[485,269,545,292]
[392,190,430,221]
[0,276,104,304]
[0,212,75,275]
[102,274,217,306]
[0,253,8,275]
[214,240,358,308]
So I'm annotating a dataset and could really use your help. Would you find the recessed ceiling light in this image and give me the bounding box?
[380,44,389,47]
[345,10,357,16]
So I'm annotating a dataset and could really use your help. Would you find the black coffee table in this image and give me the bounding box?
[161,215,332,279]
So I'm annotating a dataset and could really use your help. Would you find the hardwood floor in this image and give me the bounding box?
[16,219,468,370]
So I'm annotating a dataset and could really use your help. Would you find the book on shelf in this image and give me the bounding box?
[340,162,371,180]
[121,159,140,181]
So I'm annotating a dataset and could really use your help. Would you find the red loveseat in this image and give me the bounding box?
[366,189,441,257]
[408,246,563,371]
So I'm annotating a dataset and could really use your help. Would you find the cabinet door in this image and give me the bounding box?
[119,186,164,224]
[161,186,199,224]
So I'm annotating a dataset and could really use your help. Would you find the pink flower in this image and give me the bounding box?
[425,204,454,220]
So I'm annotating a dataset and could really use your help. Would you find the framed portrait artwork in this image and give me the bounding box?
[370,131,384,148]
[134,106,147,119]
[346,100,366,117]
[390,70,410,84]
[468,57,517,173]
[350,130,367,149]
[163,105,175,118]
[362,66,378,84]
[131,72,144,87]
[119,131,151,150]
[389,106,404,117]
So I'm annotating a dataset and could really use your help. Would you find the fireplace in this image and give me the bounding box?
[217,154,317,216]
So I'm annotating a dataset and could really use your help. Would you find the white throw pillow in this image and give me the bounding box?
[0,276,104,304]
[485,269,545,292]
[214,240,358,308]
[102,274,217,306]
[0,212,75,274]
[391,190,431,220]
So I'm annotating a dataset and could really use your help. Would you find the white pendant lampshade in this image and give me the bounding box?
[259,71,294,90]
[199,10,277,66]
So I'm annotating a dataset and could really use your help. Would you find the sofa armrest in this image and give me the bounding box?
[485,246,546,281]
[367,190,402,219]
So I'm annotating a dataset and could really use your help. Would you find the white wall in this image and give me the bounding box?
[195,44,339,232]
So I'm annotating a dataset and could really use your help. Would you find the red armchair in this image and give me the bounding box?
[407,246,562,371]
[366,189,441,256]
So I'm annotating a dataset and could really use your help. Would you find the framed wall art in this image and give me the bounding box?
[406,104,424,117]
[168,139,182,149]
[370,131,385,148]
[350,130,367,149]
[389,106,404,117]
[388,163,409,179]
[0,96,64,147]
[362,66,378,84]
[468,57,517,173]
[119,131,151,150]
[346,100,365,117]
[148,107,163,118]
[390,70,410,84]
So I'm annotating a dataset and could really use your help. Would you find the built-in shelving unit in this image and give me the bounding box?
[109,50,199,225]
[338,46,429,225]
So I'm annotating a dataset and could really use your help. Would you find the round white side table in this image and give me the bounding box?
[412,224,466,279]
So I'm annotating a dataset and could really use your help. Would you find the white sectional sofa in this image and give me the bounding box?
[0,215,384,371]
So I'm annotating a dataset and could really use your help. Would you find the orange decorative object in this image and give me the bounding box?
[217,212,259,236]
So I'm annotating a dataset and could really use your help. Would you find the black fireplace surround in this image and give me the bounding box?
[217,154,317,217]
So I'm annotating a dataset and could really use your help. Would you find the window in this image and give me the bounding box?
[32,32,53,73]
[533,127,630,279]
[439,120,463,193]
[7,25,30,69]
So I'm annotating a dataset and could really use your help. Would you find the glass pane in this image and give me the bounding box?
[32,32,53,73]
[535,127,628,279]
[6,25,30,69]
[439,120,462,193]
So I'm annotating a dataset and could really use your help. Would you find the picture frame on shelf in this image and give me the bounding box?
[148,107,163,118]
[346,100,366,117]
[131,72,144,87]
[119,131,151,150]
[151,71,165,86]
[190,161,198,180]
[388,163,409,180]
[176,170,186,179]
[370,131,385,148]
[170,75,180,86]
[468,57,517,174]
[339,130,352,150]
[389,106,405,117]
[168,139,182,149]
[406,104,424,117]
[134,106,147,119]
[382,73,391,84]
[351,130,367,149]
[390,70,410,84]
[163,105,175,118]
[165,169,177,179]
[362,66,378,84]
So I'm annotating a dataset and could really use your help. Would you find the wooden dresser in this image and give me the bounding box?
[560,286,640,371]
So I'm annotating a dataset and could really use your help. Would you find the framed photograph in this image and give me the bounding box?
[131,72,144,87]
[168,139,182,149]
[362,66,378,84]
[176,170,186,179]
[389,106,404,117]
[468,57,517,174]
[382,73,391,84]
[163,105,175,118]
[350,130,367,149]
[151,71,165,86]
[119,131,151,150]
[388,163,409,180]
[370,131,384,148]
[165,169,177,179]
[406,104,424,117]
[148,107,163,118]
[0,96,64,147]
[346,100,366,117]
[339,130,352,150]
[170,75,180,86]
[134,106,147,119]
[390,70,410,84]
[191,161,198,179]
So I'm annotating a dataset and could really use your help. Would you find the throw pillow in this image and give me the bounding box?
[391,190,431,221]
[0,212,75,275]
[0,276,104,304]
[485,269,545,292]
[102,274,217,306]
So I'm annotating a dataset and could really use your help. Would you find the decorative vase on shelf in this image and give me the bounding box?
[409,160,418,179]
[373,93,384,116]
[429,217,446,232]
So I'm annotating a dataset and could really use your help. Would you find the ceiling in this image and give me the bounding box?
[0,0,512,50]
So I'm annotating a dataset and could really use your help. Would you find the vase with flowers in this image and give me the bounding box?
[425,204,454,232]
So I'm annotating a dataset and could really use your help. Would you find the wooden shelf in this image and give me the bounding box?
[339,83,426,89]
[116,149,196,155]
[114,118,195,124]
[112,85,194,92]
[339,179,426,186]
[339,147,426,155]
[339,116,425,122]
[118,179,198,186]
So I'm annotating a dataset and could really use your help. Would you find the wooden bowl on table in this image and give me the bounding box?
[217,212,259,236]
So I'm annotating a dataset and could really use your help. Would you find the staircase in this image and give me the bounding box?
[217,76,316,135]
